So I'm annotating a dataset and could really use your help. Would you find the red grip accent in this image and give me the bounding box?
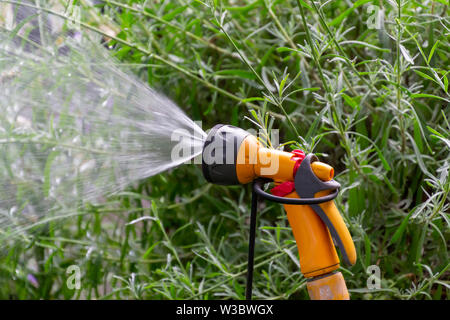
[271,181,295,196]
[291,149,305,176]
[270,149,305,197]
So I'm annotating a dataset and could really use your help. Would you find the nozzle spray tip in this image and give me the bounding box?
[311,162,334,181]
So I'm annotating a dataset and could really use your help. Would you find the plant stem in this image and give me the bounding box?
[396,1,406,153]
[307,0,382,97]
[295,0,362,174]
[215,14,300,137]
[104,0,234,57]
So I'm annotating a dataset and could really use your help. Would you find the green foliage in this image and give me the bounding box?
[0,0,448,299]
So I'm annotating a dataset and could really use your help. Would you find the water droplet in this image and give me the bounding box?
[80,159,96,173]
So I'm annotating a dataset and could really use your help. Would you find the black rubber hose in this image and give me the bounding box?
[245,181,258,300]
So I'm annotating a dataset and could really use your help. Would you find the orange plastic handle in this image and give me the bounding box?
[283,190,356,277]
[283,192,340,278]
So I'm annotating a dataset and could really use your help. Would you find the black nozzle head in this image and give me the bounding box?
[202,124,250,185]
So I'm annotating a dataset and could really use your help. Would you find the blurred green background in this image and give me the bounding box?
[0,0,448,299]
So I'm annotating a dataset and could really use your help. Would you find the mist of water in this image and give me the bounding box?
[0,3,206,241]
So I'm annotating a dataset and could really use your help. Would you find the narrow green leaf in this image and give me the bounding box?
[224,0,261,13]
[296,0,313,11]
[428,40,440,63]
[413,118,424,153]
[411,93,450,102]
[400,44,415,65]
[8,13,39,41]
[43,151,60,198]
[340,40,390,53]
[390,211,413,244]
[415,225,428,268]
[350,132,391,171]
[364,234,371,267]
[426,126,444,138]
[142,241,161,259]
[214,69,256,80]
[413,70,438,83]
[279,74,289,97]
[406,132,431,177]
[305,108,327,142]
[342,93,358,109]
[162,5,187,21]
[242,97,265,103]
[276,47,301,54]
[330,0,371,27]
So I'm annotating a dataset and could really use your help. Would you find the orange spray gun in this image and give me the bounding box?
[201,125,357,300]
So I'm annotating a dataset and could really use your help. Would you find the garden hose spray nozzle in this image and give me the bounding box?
[202,125,357,300]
